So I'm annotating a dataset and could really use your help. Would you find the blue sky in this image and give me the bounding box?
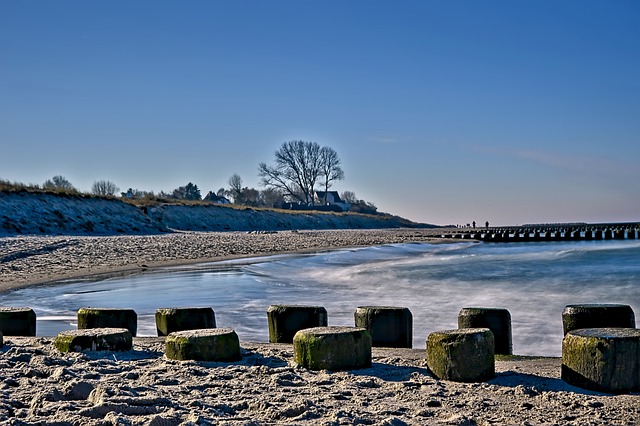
[2,1,639,226]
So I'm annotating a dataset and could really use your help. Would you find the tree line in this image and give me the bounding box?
[1,140,379,214]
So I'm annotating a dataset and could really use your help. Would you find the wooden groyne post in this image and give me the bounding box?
[441,222,640,242]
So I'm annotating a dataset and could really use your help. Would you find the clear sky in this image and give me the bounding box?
[2,1,639,226]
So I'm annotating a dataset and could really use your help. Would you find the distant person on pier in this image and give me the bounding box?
[472,221,476,228]
[485,221,489,229]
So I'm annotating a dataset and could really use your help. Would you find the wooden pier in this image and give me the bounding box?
[440,222,640,243]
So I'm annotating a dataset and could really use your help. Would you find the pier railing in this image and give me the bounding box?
[440,222,640,242]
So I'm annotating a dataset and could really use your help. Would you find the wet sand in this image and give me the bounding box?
[0,229,448,293]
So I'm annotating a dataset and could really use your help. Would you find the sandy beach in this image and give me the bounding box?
[2,337,639,425]
[1,229,639,425]
[0,229,447,293]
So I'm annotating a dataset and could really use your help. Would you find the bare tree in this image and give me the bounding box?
[227,173,243,204]
[91,180,119,196]
[340,191,358,204]
[43,175,76,192]
[261,188,285,208]
[241,187,261,206]
[318,146,344,204]
[258,140,325,205]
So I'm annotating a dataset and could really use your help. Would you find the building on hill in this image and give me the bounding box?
[204,191,231,204]
[314,191,350,212]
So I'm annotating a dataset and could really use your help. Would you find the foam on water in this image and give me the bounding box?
[2,240,639,356]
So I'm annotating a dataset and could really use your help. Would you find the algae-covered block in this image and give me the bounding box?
[77,308,138,337]
[562,327,640,394]
[0,307,37,336]
[155,307,216,336]
[293,326,372,371]
[267,305,328,343]
[426,328,495,382]
[561,304,635,335]
[165,328,241,362]
[55,328,133,352]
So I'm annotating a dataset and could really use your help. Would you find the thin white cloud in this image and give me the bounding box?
[465,143,639,181]
[513,149,639,180]
[367,136,400,144]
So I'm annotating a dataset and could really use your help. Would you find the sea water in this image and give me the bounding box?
[1,240,639,356]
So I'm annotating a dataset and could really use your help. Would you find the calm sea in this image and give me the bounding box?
[2,239,639,356]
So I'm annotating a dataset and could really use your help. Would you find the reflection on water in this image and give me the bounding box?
[2,240,639,356]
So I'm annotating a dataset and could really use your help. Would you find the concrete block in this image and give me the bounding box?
[562,304,635,335]
[155,307,216,336]
[165,328,241,362]
[427,328,495,382]
[458,307,512,355]
[267,305,327,343]
[55,328,132,352]
[354,306,412,348]
[77,308,137,337]
[562,328,640,393]
[293,326,371,371]
[0,307,36,336]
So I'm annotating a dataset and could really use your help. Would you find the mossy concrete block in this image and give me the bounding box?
[0,307,36,336]
[267,305,328,343]
[562,328,640,393]
[293,326,372,371]
[77,308,138,337]
[54,328,133,352]
[165,328,241,362]
[354,306,412,348]
[426,328,495,382]
[562,304,635,335]
[458,307,512,355]
[155,307,216,336]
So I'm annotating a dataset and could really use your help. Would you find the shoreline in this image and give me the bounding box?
[2,229,640,424]
[0,228,452,293]
[2,336,639,425]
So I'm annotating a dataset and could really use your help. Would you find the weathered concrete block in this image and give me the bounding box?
[77,308,137,337]
[426,328,495,382]
[354,306,412,348]
[0,307,36,336]
[55,328,133,352]
[293,326,372,371]
[165,328,241,362]
[267,305,328,343]
[562,304,635,335]
[562,328,640,393]
[458,307,512,355]
[155,307,216,336]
